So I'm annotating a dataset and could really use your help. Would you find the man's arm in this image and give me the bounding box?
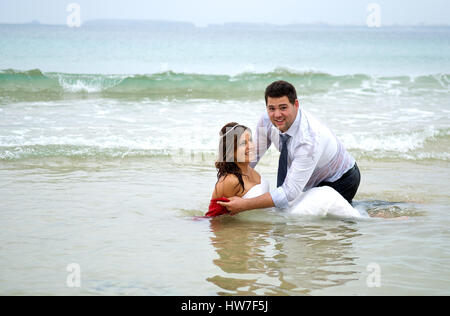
[220,144,319,213]
[271,143,318,208]
[217,192,274,214]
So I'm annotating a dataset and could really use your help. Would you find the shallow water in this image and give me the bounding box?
[0,157,448,295]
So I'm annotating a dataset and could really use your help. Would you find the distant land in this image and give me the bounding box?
[2,19,449,28]
[83,19,196,28]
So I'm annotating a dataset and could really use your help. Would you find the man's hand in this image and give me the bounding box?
[217,192,276,215]
[217,196,248,215]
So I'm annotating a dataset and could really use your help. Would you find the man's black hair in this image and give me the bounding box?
[265,80,297,105]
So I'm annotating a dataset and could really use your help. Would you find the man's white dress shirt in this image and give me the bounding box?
[250,108,355,209]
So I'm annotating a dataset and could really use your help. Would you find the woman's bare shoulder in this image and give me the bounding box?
[212,174,241,199]
[218,174,240,185]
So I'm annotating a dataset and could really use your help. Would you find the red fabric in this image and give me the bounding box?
[205,197,230,217]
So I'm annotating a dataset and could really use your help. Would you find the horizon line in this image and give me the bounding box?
[0,19,449,28]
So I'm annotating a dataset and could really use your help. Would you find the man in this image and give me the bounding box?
[218,80,360,214]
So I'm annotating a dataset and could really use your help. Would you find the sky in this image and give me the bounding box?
[0,0,449,26]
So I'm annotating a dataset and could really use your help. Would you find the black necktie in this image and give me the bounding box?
[277,134,290,187]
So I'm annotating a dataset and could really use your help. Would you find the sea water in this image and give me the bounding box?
[0,23,449,295]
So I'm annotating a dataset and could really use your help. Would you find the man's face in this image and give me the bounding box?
[266,96,299,133]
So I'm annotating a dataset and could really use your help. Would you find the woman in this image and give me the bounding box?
[205,122,368,218]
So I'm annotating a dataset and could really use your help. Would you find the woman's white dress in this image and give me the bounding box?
[243,177,368,218]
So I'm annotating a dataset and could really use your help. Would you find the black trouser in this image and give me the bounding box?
[317,163,361,204]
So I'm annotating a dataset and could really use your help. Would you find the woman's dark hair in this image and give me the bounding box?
[215,122,251,195]
[265,80,297,105]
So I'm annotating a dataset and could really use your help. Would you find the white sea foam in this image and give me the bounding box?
[60,79,103,93]
[0,94,448,161]
[341,126,443,153]
[51,74,125,93]
[0,125,447,161]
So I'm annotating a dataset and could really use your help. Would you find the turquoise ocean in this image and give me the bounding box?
[0,23,449,295]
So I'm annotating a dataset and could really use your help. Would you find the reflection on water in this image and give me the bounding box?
[207,215,362,296]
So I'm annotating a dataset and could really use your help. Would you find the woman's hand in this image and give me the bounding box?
[217,196,248,215]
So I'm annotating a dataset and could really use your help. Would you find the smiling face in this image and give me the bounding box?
[235,130,255,163]
[266,96,299,133]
